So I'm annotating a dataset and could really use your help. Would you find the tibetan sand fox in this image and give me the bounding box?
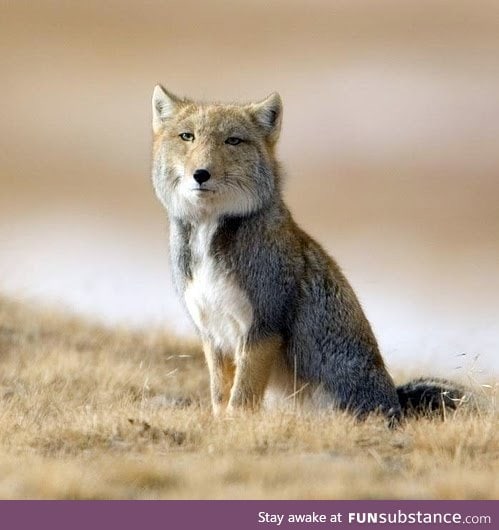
[151,85,468,423]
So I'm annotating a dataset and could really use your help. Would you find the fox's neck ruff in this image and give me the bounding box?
[169,189,283,231]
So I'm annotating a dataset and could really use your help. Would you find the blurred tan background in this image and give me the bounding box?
[1,0,498,375]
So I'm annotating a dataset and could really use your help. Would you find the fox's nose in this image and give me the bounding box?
[193,169,211,184]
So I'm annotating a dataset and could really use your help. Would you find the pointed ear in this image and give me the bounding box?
[249,92,282,143]
[152,85,181,133]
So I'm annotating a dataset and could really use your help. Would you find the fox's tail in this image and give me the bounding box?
[396,377,471,417]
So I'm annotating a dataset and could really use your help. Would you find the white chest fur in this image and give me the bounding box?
[184,220,253,354]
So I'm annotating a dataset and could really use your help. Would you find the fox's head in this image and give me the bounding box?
[151,86,282,220]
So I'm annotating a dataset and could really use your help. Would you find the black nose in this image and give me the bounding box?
[193,169,211,184]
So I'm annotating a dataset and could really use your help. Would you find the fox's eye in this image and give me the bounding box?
[179,132,194,141]
[225,137,243,146]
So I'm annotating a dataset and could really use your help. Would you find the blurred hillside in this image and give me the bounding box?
[0,0,498,373]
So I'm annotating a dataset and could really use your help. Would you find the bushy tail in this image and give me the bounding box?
[396,377,470,417]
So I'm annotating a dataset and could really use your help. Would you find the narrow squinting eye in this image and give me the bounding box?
[179,132,194,141]
[225,137,243,146]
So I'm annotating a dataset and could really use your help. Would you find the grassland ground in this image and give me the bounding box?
[0,296,497,499]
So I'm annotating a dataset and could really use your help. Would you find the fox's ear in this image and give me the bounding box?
[249,92,282,143]
[152,85,181,133]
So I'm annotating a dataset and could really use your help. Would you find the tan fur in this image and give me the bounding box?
[228,335,283,412]
[203,343,235,416]
[204,336,283,415]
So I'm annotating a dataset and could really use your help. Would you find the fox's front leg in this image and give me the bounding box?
[203,343,235,416]
[228,336,282,412]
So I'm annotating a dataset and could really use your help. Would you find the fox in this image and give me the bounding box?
[151,85,468,422]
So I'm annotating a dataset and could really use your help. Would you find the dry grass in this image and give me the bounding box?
[0,296,497,499]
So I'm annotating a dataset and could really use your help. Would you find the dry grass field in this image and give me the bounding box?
[0,295,497,500]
